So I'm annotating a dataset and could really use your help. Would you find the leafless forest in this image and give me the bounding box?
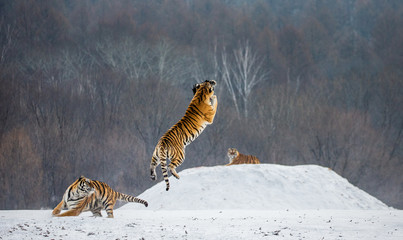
[0,0,402,209]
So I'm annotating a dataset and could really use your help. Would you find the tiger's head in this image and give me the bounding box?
[227,148,239,162]
[192,80,216,104]
[71,176,95,198]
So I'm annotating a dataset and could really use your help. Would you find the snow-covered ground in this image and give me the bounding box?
[1,164,402,239]
[126,164,388,210]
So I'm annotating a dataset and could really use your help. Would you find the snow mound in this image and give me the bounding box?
[122,164,388,210]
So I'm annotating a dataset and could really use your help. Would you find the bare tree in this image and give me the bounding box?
[189,42,223,96]
[151,39,195,86]
[220,40,269,118]
[94,36,152,81]
[0,20,15,65]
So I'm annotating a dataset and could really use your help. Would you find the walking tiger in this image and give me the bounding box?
[52,176,148,218]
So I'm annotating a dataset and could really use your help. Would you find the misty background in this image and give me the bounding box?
[0,0,402,210]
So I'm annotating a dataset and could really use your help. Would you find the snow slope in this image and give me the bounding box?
[123,164,388,210]
[1,164,402,240]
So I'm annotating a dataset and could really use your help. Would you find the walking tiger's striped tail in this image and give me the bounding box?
[117,192,148,207]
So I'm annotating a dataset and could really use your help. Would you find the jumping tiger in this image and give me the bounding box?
[150,80,218,191]
[52,176,148,218]
[226,148,261,166]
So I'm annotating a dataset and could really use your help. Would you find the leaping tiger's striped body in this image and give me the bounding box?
[150,80,218,191]
[52,176,148,218]
[226,148,261,166]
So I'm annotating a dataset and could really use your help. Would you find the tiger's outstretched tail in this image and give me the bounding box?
[117,192,148,207]
[150,80,218,191]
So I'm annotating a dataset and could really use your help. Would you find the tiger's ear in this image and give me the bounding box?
[79,175,91,183]
[207,80,216,86]
[192,84,200,95]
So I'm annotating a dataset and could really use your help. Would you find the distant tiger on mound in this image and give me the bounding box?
[52,176,148,218]
[226,148,261,166]
[150,80,218,191]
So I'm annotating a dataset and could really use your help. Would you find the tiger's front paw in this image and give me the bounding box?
[210,95,217,105]
[52,209,61,216]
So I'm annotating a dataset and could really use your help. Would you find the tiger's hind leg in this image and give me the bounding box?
[104,201,116,218]
[161,158,170,191]
[168,157,184,180]
[150,153,160,181]
[106,209,114,218]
